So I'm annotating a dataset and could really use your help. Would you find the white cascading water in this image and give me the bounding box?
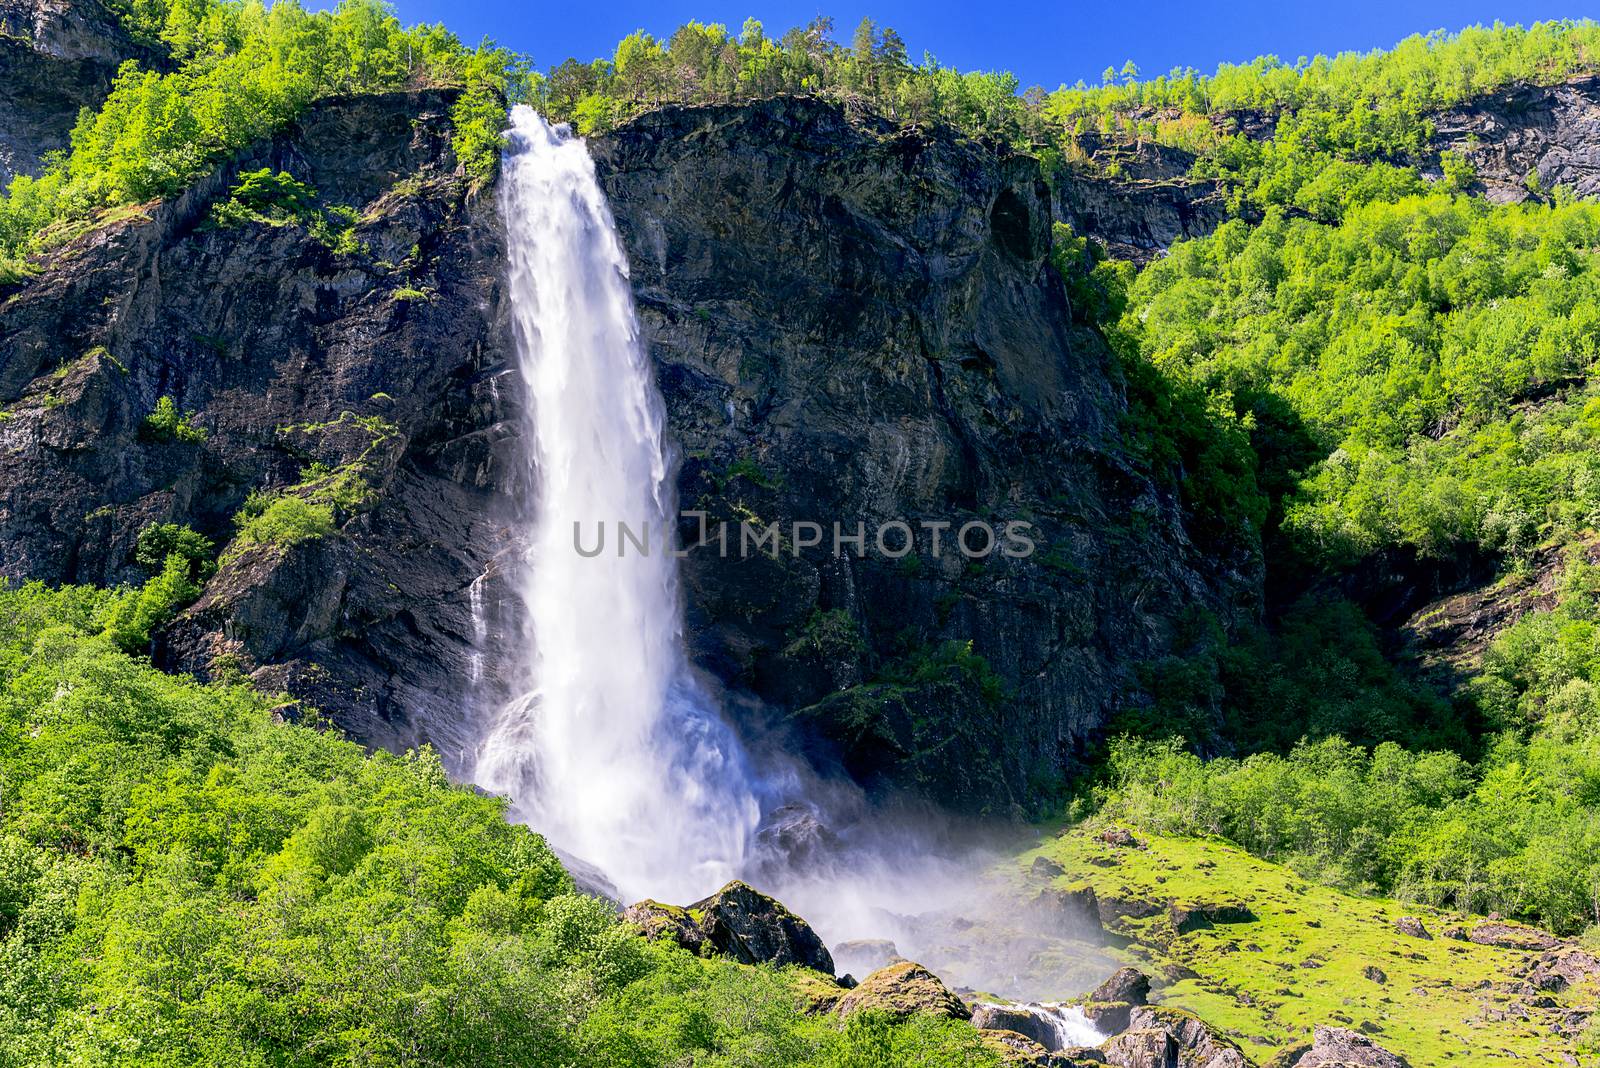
[474,106,761,904]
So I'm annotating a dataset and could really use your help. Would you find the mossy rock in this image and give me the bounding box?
[835,961,970,1021]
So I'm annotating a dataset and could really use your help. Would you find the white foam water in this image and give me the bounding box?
[473,106,760,905]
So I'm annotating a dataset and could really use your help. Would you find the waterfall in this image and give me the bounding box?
[474,106,761,905]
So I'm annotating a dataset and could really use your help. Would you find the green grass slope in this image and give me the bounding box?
[1014,825,1598,1065]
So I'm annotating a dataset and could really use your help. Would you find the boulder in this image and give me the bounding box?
[975,1004,1064,1049]
[1101,1028,1178,1068]
[1362,965,1387,984]
[1170,903,1258,934]
[1099,828,1142,848]
[1467,921,1561,952]
[1392,917,1431,940]
[621,899,706,954]
[692,881,835,973]
[1277,1026,1411,1067]
[1081,966,1153,1033]
[1033,855,1068,878]
[1530,947,1600,993]
[835,961,970,1021]
[1031,885,1107,938]
[624,881,835,974]
[833,938,901,977]
[1124,1006,1250,1068]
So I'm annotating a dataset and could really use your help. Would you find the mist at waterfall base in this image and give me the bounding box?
[473,106,1108,1010]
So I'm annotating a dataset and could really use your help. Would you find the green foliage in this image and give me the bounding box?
[211,167,317,224]
[140,395,207,443]
[134,522,216,583]
[231,494,335,551]
[100,553,203,652]
[0,584,995,1063]
[1099,728,1600,934]
[1125,598,1462,754]
[0,0,516,261]
[1121,194,1600,564]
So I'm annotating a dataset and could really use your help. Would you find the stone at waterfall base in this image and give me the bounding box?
[834,961,971,1020]
[622,880,835,974]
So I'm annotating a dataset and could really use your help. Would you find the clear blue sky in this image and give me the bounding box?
[387,0,1588,90]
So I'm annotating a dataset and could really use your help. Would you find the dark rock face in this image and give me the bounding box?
[1430,75,1600,202]
[1050,138,1225,265]
[591,98,1248,813]
[0,0,161,183]
[1121,1006,1250,1068]
[0,89,511,763]
[691,880,836,973]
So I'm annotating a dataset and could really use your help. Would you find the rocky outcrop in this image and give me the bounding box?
[591,97,1251,813]
[1051,137,1224,264]
[974,1004,1064,1049]
[1529,946,1600,993]
[1467,920,1561,952]
[1392,917,1431,940]
[624,881,835,974]
[1267,1026,1410,1068]
[1121,1006,1250,1068]
[1430,75,1600,202]
[0,0,161,183]
[835,960,971,1020]
[1081,967,1151,1034]
[0,88,508,761]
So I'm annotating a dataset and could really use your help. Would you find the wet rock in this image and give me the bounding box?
[974,1004,1064,1049]
[1092,967,1153,1008]
[835,960,970,1020]
[1031,885,1106,938]
[1392,917,1431,940]
[983,1030,1107,1067]
[1467,921,1561,952]
[746,802,843,882]
[1081,967,1152,1035]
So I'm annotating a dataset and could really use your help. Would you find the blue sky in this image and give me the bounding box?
[388,0,1588,90]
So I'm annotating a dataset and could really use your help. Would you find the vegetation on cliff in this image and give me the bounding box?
[0,0,517,273]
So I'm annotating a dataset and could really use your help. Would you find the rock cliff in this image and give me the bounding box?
[0,90,1246,811]
[0,0,161,183]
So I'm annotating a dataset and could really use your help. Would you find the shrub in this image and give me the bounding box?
[140,396,207,443]
[232,494,335,550]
